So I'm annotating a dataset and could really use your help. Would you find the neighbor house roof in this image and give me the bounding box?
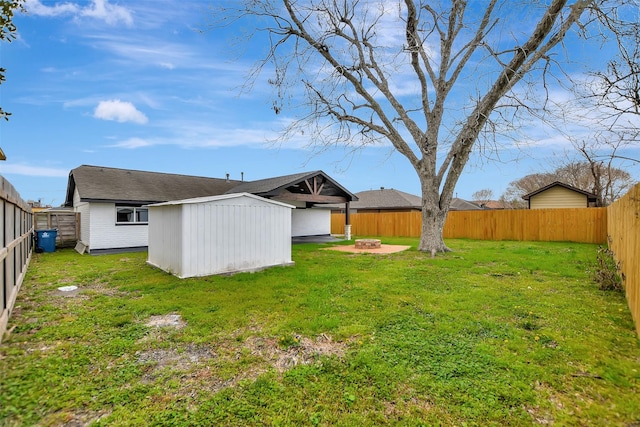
[227,170,358,203]
[477,200,509,209]
[522,181,597,201]
[65,165,241,205]
[450,198,482,211]
[323,188,421,210]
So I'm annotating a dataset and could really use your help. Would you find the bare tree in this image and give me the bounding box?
[571,140,635,205]
[561,8,640,175]
[0,0,24,121]
[501,173,554,208]
[472,189,494,207]
[214,0,605,252]
[591,10,640,120]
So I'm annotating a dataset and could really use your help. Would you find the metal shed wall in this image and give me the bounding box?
[148,204,183,275]
[147,194,294,278]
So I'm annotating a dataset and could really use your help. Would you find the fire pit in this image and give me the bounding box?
[355,239,381,249]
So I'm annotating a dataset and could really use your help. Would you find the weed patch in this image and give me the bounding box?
[591,245,624,291]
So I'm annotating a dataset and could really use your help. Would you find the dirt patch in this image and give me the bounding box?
[322,244,411,254]
[242,333,348,372]
[42,409,111,427]
[137,343,216,384]
[145,314,186,329]
[135,331,349,394]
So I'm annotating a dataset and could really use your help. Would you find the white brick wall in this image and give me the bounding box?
[88,203,149,250]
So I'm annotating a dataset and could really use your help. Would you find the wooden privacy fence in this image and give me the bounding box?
[331,207,608,244]
[607,182,640,337]
[0,176,33,343]
[34,211,80,248]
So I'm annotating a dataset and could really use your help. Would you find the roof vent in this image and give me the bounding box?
[380,186,385,190]
[226,173,230,182]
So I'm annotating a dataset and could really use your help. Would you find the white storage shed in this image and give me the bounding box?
[147,193,295,278]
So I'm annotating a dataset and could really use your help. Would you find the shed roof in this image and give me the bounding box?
[522,181,597,201]
[148,192,295,209]
[65,165,241,205]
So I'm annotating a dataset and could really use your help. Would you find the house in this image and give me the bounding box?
[326,188,483,212]
[64,165,356,254]
[522,181,597,209]
[449,198,483,211]
[147,193,295,278]
[327,188,422,213]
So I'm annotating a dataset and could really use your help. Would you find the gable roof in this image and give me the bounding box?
[65,165,356,207]
[65,165,241,205]
[450,197,483,211]
[331,188,421,210]
[227,170,358,203]
[522,181,597,201]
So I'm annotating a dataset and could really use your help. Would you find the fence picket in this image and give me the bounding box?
[0,176,33,343]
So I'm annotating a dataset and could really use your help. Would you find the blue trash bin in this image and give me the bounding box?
[36,229,57,253]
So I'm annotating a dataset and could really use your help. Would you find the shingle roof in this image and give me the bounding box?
[324,188,421,210]
[226,171,314,195]
[65,165,241,205]
[326,190,486,211]
[65,165,357,206]
[227,170,358,201]
[450,198,482,211]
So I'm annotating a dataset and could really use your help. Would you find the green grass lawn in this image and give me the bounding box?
[1,238,638,426]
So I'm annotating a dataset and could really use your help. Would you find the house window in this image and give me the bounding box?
[116,206,148,224]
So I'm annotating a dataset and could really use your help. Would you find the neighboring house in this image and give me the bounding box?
[522,181,597,209]
[64,165,356,254]
[327,187,422,213]
[449,198,483,211]
[326,188,483,212]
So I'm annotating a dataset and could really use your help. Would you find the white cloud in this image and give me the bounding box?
[94,100,148,124]
[80,0,133,26]
[108,137,153,149]
[25,0,133,26]
[0,164,68,177]
[25,0,79,17]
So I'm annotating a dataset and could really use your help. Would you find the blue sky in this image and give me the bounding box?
[1,0,638,207]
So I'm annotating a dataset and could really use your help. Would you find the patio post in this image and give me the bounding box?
[344,201,351,240]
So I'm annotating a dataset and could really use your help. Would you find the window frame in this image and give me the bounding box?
[115,205,149,225]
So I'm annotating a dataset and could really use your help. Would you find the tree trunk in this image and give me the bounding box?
[418,179,451,253]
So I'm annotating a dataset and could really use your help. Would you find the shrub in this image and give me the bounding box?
[592,246,623,292]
